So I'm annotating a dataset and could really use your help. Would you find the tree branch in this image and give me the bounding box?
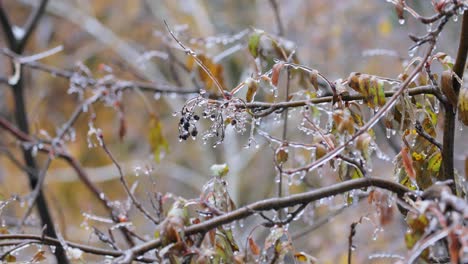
[17,0,49,52]
[0,234,155,263]
[128,177,412,258]
[442,11,468,185]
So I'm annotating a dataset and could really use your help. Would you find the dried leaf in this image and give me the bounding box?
[276,147,289,164]
[148,115,169,163]
[440,70,458,106]
[271,62,285,86]
[5,254,16,262]
[31,250,47,262]
[401,147,416,180]
[294,251,317,263]
[186,54,225,94]
[119,116,126,141]
[310,70,319,91]
[248,237,261,255]
[245,78,258,102]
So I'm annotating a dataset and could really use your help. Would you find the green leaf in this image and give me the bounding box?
[248,30,263,58]
[427,151,442,173]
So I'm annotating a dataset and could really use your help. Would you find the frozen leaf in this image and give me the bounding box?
[401,147,416,180]
[245,78,258,102]
[405,213,430,260]
[31,250,47,262]
[458,88,468,125]
[347,72,361,93]
[148,115,169,163]
[5,254,16,262]
[427,151,442,173]
[248,236,261,255]
[294,251,317,263]
[248,30,263,58]
[210,164,229,177]
[271,62,285,87]
[309,70,319,91]
[440,70,458,106]
[276,147,289,164]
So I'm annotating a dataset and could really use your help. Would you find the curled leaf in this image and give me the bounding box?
[271,62,285,86]
[276,147,289,164]
[245,78,258,102]
[440,70,457,106]
[248,237,261,255]
[310,70,319,91]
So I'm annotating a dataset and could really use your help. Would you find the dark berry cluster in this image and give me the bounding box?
[178,114,199,140]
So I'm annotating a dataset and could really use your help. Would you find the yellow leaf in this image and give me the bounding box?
[378,18,393,37]
[148,116,169,163]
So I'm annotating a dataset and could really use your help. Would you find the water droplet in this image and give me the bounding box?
[398,19,405,25]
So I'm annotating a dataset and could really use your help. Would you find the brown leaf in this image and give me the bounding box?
[401,147,416,180]
[119,116,126,141]
[31,250,47,262]
[248,236,261,255]
[310,70,319,91]
[441,70,458,106]
[271,62,285,86]
[245,78,258,102]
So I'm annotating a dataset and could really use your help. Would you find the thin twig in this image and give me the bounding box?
[0,234,155,262]
[16,0,49,52]
[164,20,227,99]
[269,0,284,36]
[415,121,442,150]
[100,138,160,225]
[20,156,53,228]
[292,204,348,240]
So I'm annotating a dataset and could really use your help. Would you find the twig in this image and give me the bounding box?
[415,121,442,150]
[164,20,227,99]
[268,0,284,36]
[0,240,36,261]
[16,0,49,52]
[0,234,155,262]
[20,156,53,228]
[100,138,160,225]
[1,49,199,95]
[292,204,348,240]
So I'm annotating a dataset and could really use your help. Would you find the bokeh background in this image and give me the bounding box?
[0,0,467,263]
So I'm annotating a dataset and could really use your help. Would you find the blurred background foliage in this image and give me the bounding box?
[0,0,466,263]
